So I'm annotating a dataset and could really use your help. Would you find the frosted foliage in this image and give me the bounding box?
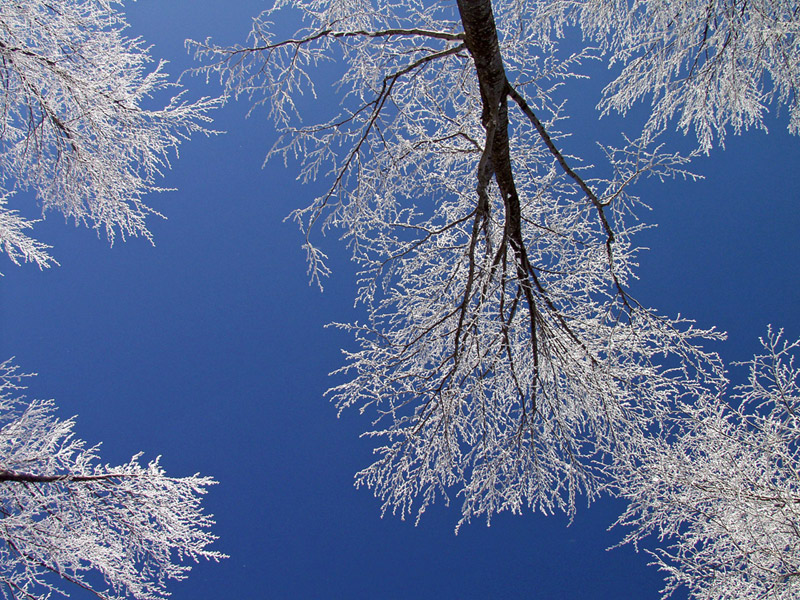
[0,193,54,271]
[191,0,738,529]
[573,0,800,150]
[0,0,215,268]
[615,330,800,600]
[190,0,800,596]
[0,360,224,600]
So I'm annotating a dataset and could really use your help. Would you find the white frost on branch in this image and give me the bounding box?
[0,193,55,271]
[573,0,800,150]
[0,359,224,600]
[614,329,800,600]
[0,0,217,267]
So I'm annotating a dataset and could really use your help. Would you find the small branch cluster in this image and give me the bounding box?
[614,329,800,600]
[571,0,800,150]
[0,360,224,600]
[0,0,217,269]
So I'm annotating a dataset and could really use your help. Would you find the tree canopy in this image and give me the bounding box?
[0,360,223,600]
[191,0,800,597]
[0,2,221,598]
[1,0,798,598]
[0,0,215,269]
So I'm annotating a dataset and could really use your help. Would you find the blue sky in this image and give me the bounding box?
[1,2,799,598]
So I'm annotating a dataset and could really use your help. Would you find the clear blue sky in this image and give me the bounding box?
[1,2,799,598]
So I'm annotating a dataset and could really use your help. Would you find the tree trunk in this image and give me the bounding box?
[456,0,538,339]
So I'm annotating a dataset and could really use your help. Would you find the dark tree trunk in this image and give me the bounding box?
[456,0,539,341]
[0,469,126,484]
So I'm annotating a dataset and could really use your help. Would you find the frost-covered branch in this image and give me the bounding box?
[614,329,800,600]
[0,359,224,600]
[0,0,217,268]
[0,193,55,272]
[570,0,800,150]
